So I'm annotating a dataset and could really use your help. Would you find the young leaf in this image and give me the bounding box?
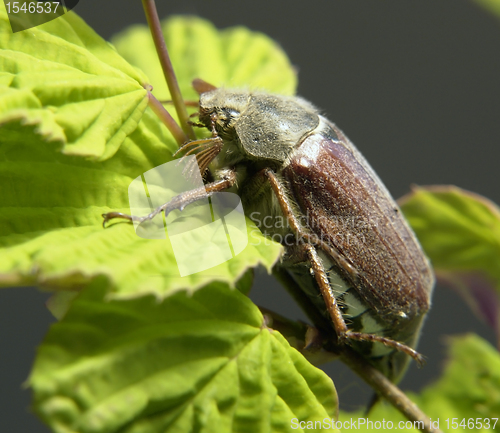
[0,15,287,299]
[419,334,500,419]
[0,3,149,160]
[474,0,500,19]
[399,186,500,346]
[112,15,298,105]
[30,281,339,433]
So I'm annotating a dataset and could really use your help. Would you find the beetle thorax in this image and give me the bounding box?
[199,89,321,164]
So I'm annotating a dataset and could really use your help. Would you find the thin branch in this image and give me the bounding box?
[258,306,339,367]
[141,0,196,140]
[147,90,187,145]
[340,347,443,433]
[260,306,442,433]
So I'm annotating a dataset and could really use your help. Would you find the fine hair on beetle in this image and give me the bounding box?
[190,85,433,382]
[104,82,434,385]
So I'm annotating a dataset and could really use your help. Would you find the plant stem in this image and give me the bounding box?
[259,306,339,367]
[340,347,442,433]
[141,0,196,141]
[147,90,187,145]
[262,305,441,433]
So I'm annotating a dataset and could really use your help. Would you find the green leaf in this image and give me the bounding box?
[112,15,298,104]
[0,108,282,298]
[0,15,286,299]
[339,334,500,432]
[474,0,500,19]
[399,186,500,344]
[0,4,149,160]
[418,334,500,419]
[30,281,339,433]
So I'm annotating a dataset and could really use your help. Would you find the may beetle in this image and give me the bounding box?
[104,82,435,382]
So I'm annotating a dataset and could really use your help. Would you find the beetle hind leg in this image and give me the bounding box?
[263,169,360,281]
[304,241,424,366]
[263,168,424,367]
[346,332,425,366]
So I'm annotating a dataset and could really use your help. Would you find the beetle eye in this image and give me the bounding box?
[217,108,240,130]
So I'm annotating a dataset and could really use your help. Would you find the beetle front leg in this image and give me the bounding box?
[102,169,236,227]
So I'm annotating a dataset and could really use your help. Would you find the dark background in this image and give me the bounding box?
[2,0,499,431]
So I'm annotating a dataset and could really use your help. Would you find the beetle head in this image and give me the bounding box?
[199,89,321,164]
[199,89,251,141]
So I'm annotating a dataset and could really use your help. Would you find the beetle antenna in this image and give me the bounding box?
[196,141,224,173]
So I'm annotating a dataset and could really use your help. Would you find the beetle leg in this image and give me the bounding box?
[302,242,349,339]
[102,169,236,227]
[263,168,359,280]
[263,168,424,366]
[305,242,425,365]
